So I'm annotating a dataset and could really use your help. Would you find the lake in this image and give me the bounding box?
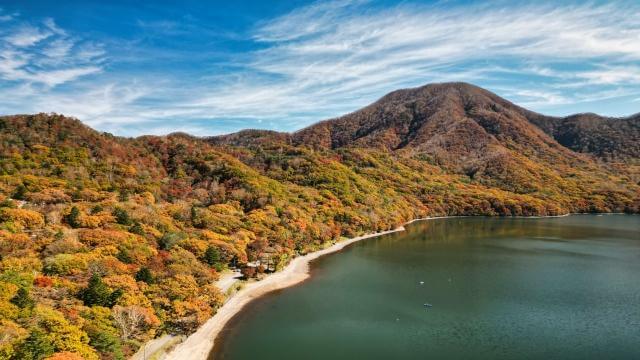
[213,215,640,360]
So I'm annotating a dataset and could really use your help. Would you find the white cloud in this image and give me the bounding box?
[253,0,369,42]
[512,90,570,107]
[5,25,51,47]
[33,66,103,87]
[42,38,74,58]
[43,18,66,36]
[184,0,640,127]
[0,16,105,87]
[0,49,30,79]
[1,1,640,136]
[19,82,150,126]
[575,66,640,85]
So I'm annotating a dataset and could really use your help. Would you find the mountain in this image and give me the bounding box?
[291,83,637,167]
[225,83,638,193]
[0,83,638,359]
[527,112,640,160]
[291,82,640,159]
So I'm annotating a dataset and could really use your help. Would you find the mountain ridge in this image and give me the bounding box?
[0,82,638,359]
[212,82,639,193]
[210,82,639,162]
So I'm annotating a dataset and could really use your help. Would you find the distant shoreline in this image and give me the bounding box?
[162,213,628,360]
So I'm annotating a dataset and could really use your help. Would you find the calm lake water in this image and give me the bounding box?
[213,215,640,360]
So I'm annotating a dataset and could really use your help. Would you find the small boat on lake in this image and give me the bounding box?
[423,303,433,307]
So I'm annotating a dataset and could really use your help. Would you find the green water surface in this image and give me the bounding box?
[213,215,640,360]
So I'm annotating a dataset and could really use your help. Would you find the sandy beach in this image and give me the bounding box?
[164,226,406,360]
[144,214,578,360]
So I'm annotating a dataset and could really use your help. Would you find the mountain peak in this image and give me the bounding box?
[287,81,640,192]
[292,82,531,151]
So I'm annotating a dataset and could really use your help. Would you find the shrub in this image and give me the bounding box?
[158,232,185,250]
[128,221,144,235]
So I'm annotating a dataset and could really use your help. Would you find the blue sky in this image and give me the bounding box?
[0,0,639,136]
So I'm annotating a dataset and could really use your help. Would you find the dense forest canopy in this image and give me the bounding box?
[0,83,638,359]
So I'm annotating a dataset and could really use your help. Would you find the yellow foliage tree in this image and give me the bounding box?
[32,306,99,360]
[0,208,45,229]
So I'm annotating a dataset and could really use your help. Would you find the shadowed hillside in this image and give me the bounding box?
[527,112,640,160]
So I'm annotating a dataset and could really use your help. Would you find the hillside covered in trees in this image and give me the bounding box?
[0,83,638,359]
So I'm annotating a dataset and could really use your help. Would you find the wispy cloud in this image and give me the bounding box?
[185,0,640,129]
[0,8,15,22]
[575,66,640,85]
[5,25,51,47]
[0,16,105,87]
[0,0,639,136]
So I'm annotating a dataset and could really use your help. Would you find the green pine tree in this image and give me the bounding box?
[203,246,221,267]
[79,273,112,307]
[10,287,34,309]
[14,328,54,360]
[65,206,81,228]
[12,184,27,200]
[112,207,132,226]
[135,267,154,284]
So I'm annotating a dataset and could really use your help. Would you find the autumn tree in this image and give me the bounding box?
[241,266,256,279]
[82,307,124,360]
[112,305,157,341]
[0,319,26,359]
[16,306,100,360]
[45,352,85,360]
[0,208,45,229]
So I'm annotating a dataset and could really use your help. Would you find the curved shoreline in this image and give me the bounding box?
[165,225,410,360]
[163,213,617,360]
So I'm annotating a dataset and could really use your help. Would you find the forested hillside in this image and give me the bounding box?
[0,83,638,359]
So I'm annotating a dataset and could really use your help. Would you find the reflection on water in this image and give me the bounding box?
[214,215,640,360]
